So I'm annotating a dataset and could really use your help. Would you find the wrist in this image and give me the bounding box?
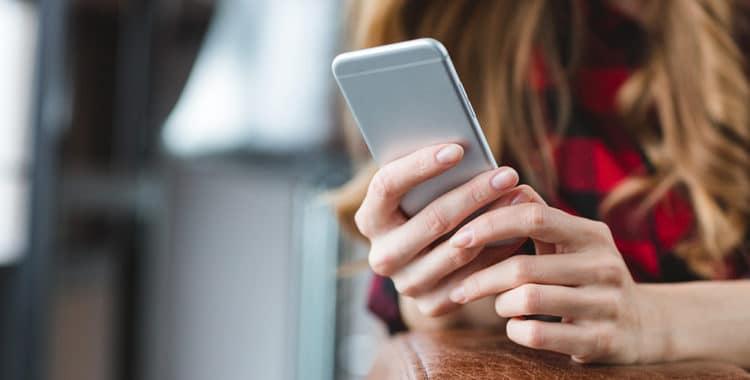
[634,284,675,364]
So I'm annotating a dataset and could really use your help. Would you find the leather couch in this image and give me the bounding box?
[368,329,750,379]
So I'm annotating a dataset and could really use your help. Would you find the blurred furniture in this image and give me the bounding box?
[162,0,339,155]
[7,0,215,379]
[369,329,750,379]
[149,155,352,380]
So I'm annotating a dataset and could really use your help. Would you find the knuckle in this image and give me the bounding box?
[525,321,546,348]
[516,184,535,195]
[353,207,373,236]
[596,220,613,237]
[415,298,442,317]
[370,170,396,200]
[596,259,626,286]
[519,284,542,314]
[591,290,620,320]
[526,203,547,233]
[414,298,431,315]
[422,206,451,236]
[591,220,613,243]
[477,213,497,237]
[422,306,442,317]
[515,185,537,202]
[447,247,476,268]
[469,179,491,204]
[509,256,533,285]
[392,275,420,297]
[606,292,624,320]
[592,325,615,358]
[367,255,388,276]
[368,245,394,276]
[462,275,482,300]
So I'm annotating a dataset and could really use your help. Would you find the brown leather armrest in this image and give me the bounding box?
[368,329,750,379]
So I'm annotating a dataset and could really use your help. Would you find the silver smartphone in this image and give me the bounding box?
[332,38,497,216]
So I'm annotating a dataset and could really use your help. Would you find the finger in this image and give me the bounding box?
[506,318,599,359]
[357,144,464,236]
[408,246,512,317]
[369,167,519,276]
[391,183,547,294]
[494,284,618,321]
[486,184,547,211]
[451,251,622,304]
[390,245,483,297]
[483,184,549,250]
[391,236,524,297]
[449,203,607,251]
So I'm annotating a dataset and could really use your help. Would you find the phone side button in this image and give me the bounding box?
[458,83,477,119]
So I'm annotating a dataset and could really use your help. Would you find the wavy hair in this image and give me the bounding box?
[331,0,750,277]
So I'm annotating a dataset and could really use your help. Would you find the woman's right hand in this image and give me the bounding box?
[356,143,543,317]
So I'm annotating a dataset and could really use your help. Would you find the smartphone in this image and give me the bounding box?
[332,38,497,216]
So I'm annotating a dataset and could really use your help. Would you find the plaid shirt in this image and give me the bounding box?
[368,3,750,333]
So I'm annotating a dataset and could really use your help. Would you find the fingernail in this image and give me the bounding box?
[450,229,474,248]
[436,144,463,164]
[491,168,518,190]
[449,286,466,303]
[511,192,529,205]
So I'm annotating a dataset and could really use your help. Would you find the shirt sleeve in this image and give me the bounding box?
[367,274,407,334]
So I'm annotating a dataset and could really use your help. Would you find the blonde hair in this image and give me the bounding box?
[331,0,750,278]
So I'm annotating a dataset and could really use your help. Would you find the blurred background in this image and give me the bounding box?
[0,0,386,379]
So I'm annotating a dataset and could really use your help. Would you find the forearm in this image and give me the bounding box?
[640,280,750,367]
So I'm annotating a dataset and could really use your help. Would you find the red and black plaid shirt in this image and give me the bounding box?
[368,3,750,334]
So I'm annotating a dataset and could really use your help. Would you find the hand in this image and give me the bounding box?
[448,190,660,364]
[356,143,542,316]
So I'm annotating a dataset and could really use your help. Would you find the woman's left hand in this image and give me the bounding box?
[446,191,664,364]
